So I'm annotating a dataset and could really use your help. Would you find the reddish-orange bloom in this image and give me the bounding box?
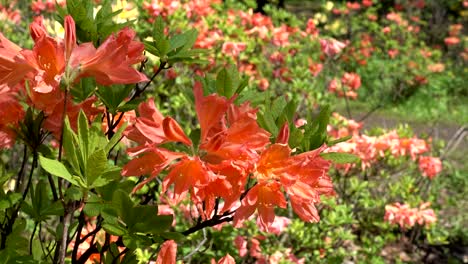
[234,182,287,230]
[71,27,148,85]
[0,33,34,88]
[213,254,236,264]
[234,126,333,228]
[162,156,212,203]
[418,156,442,179]
[156,240,177,264]
[0,84,24,149]
[122,146,185,192]
[124,98,191,146]
[1,15,147,93]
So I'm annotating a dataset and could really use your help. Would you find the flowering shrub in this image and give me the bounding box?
[0,0,466,263]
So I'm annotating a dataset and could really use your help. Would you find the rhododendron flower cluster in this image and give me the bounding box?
[418,156,442,179]
[384,202,437,229]
[0,15,147,139]
[320,38,346,57]
[327,113,432,171]
[123,84,334,231]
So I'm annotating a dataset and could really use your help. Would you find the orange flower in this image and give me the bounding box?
[72,27,148,85]
[162,157,212,203]
[418,156,442,179]
[213,254,236,264]
[122,146,185,192]
[1,15,147,94]
[124,98,191,146]
[0,33,34,88]
[156,240,177,264]
[234,182,287,231]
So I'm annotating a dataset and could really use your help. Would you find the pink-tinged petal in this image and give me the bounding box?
[217,254,236,264]
[163,117,192,146]
[64,15,76,60]
[78,28,148,85]
[0,128,16,149]
[194,82,230,143]
[138,98,164,123]
[163,157,211,203]
[276,122,289,144]
[156,240,177,264]
[29,16,47,42]
[290,196,320,222]
[0,33,34,87]
[234,236,248,257]
[257,206,276,231]
[233,186,259,227]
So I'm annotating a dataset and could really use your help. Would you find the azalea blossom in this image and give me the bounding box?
[418,156,442,179]
[384,202,437,229]
[0,15,147,94]
[123,83,334,231]
[320,38,346,57]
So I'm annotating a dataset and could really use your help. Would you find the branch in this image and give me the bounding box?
[181,210,235,236]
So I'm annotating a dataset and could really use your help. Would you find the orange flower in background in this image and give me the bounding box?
[418,156,442,179]
[222,41,247,57]
[0,84,24,149]
[444,36,460,46]
[341,72,361,90]
[384,202,437,229]
[212,254,236,264]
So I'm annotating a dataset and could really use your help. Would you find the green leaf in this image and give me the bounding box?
[112,190,135,225]
[103,222,127,236]
[86,149,108,187]
[0,193,22,210]
[78,111,90,159]
[65,186,83,202]
[62,118,82,176]
[216,68,229,96]
[327,135,352,146]
[96,84,134,114]
[258,112,278,135]
[39,156,80,186]
[179,29,198,52]
[169,33,188,52]
[71,77,95,101]
[122,234,152,250]
[320,152,360,164]
[270,96,287,121]
[152,16,165,43]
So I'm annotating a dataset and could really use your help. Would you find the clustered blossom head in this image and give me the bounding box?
[328,72,362,99]
[0,15,147,140]
[320,38,346,57]
[122,84,334,231]
[384,202,437,229]
[327,113,431,171]
[418,156,442,179]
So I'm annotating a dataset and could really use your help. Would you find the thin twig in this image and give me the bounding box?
[184,229,207,260]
